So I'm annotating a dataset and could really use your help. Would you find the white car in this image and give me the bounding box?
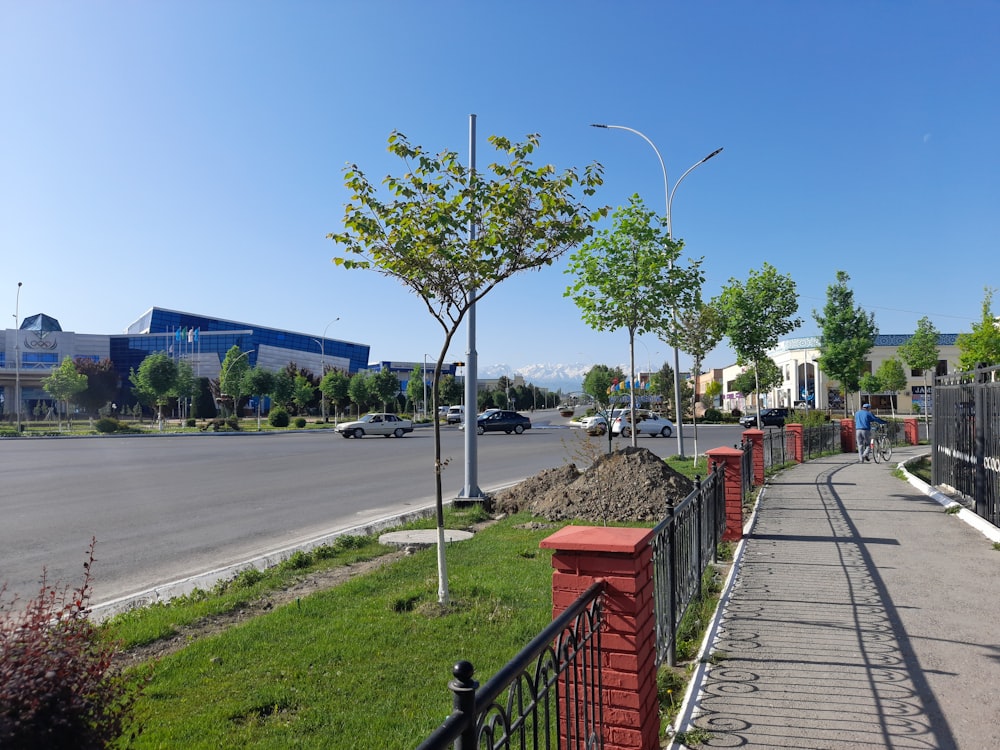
[336,413,413,439]
[611,410,675,438]
[575,409,629,435]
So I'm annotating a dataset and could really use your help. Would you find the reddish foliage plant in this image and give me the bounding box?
[0,538,145,748]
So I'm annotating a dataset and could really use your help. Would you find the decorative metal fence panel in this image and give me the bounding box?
[801,422,840,460]
[417,581,605,750]
[933,366,1000,527]
[650,463,727,667]
[761,428,795,472]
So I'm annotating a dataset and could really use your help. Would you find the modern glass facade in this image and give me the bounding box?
[1,307,371,413]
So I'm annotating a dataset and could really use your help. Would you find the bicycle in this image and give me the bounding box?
[870,423,892,464]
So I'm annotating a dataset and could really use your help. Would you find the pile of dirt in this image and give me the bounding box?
[492,446,695,523]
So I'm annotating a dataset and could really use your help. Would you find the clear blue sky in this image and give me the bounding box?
[2,2,997,375]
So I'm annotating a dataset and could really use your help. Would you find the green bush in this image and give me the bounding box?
[268,408,290,428]
[0,539,146,746]
[703,408,723,423]
[95,417,121,433]
[294,417,307,429]
[185,418,196,428]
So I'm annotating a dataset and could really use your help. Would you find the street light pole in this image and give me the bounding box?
[313,318,339,422]
[13,282,22,433]
[423,353,429,420]
[591,124,722,457]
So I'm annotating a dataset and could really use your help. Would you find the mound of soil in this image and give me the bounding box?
[492,446,694,523]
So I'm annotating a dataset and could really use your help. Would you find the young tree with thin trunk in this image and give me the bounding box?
[41,357,88,430]
[876,357,907,419]
[330,130,603,605]
[716,262,802,427]
[663,292,723,465]
[565,194,702,449]
[898,315,940,429]
[130,352,178,430]
[813,271,877,416]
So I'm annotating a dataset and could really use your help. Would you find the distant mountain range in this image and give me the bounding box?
[480,363,591,394]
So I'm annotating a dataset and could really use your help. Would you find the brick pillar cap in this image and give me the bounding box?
[741,428,764,436]
[705,446,743,458]
[539,525,653,553]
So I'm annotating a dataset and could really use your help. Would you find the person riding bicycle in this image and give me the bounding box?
[855,403,887,462]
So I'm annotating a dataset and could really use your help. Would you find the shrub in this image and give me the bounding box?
[94,417,122,433]
[268,409,290,428]
[293,417,307,429]
[200,418,241,432]
[730,409,742,418]
[0,538,146,747]
[185,418,196,428]
[703,408,723,423]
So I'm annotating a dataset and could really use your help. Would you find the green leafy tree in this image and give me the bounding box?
[406,366,426,416]
[565,194,702,447]
[703,379,722,409]
[732,359,782,408]
[172,359,196,420]
[72,358,119,416]
[859,372,882,405]
[192,377,215,419]
[320,369,351,421]
[875,357,907,418]
[330,130,602,605]
[956,287,1000,369]
[270,369,295,414]
[371,368,401,412]
[661,290,724,463]
[717,262,801,425]
[218,347,252,418]
[41,356,88,429]
[129,351,178,429]
[899,315,941,425]
[813,271,877,416]
[438,374,462,407]
[581,364,625,452]
[347,371,374,416]
[291,373,315,415]
[243,367,275,430]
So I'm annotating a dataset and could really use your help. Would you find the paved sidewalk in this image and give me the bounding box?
[673,447,1000,749]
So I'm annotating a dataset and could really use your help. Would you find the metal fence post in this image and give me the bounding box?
[449,661,479,750]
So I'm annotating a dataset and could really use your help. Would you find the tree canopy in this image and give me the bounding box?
[813,271,876,414]
[41,356,88,428]
[717,262,801,419]
[956,287,1000,369]
[329,129,604,605]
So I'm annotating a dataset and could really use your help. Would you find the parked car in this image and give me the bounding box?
[476,410,532,435]
[739,408,788,428]
[336,413,413,438]
[611,410,675,438]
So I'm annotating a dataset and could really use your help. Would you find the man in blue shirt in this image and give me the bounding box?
[855,403,887,462]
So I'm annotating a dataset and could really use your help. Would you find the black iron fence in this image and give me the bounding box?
[801,422,841,460]
[760,428,795,473]
[650,463,727,667]
[933,366,1000,527]
[417,581,606,750]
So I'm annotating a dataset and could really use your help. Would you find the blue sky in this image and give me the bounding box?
[2,2,997,376]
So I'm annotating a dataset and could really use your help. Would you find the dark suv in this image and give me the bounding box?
[739,408,788,428]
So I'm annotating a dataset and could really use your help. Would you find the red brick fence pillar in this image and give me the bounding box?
[705,446,746,543]
[740,429,765,485]
[904,417,920,445]
[784,423,804,462]
[840,418,856,453]
[540,526,659,750]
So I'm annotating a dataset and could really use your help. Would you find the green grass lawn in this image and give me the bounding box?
[112,511,562,748]
[101,455,719,748]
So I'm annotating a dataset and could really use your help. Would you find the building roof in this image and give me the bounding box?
[19,313,62,332]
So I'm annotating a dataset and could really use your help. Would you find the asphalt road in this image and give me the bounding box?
[0,411,745,611]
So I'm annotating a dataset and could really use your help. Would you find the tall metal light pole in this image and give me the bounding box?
[313,318,339,421]
[591,124,722,457]
[423,353,429,419]
[14,282,22,433]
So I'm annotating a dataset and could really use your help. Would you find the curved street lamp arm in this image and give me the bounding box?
[667,148,724,238]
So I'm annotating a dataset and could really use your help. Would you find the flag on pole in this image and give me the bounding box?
[188,328,194,344]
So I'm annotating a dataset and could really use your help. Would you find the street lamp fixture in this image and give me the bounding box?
[590,123,723,457]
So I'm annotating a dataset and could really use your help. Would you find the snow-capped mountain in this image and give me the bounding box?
[479,363,591,393]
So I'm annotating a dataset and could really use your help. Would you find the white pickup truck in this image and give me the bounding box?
[336,413,413,439]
